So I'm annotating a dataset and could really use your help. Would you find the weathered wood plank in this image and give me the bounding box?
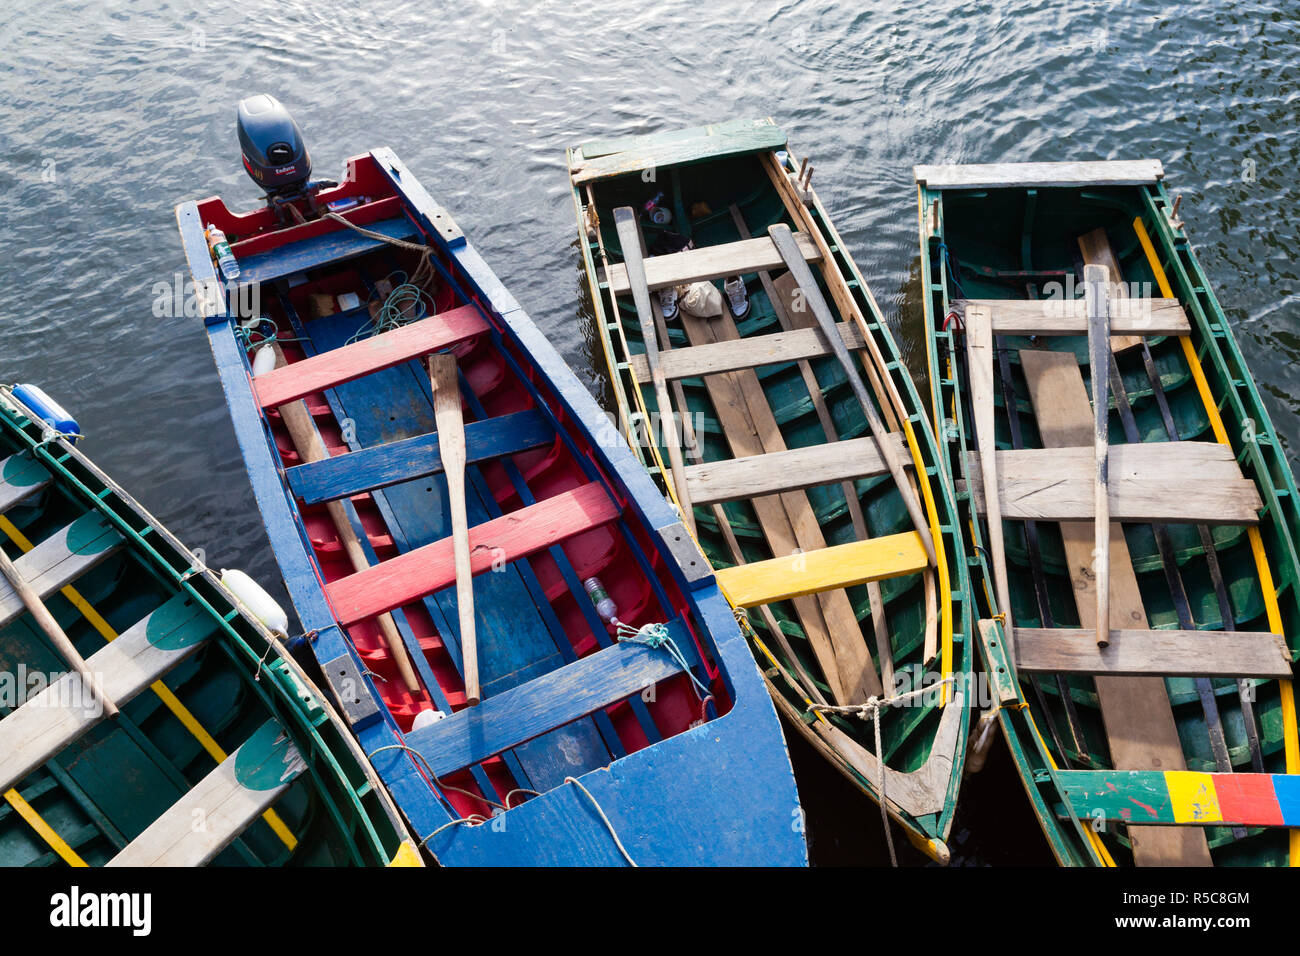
[968,442,1242,483]
[106,720,303,867]
[406,637,683,777]
[1056,769,1300,827]
[286,408,554,505]
[604,230,822,295]
[963,461,1262,524]
[1015,628,1292,678]
[0,595,217,792]
[1020,347,1213,866]
[716,532,929,608]
[628,321,864,383]
[235,217,418,289]
[914,160,1164,189]
[570,118,787,184]
[0,514,122,626]
[1079,227,1144,352]
[253,304,489,408]
[1086,263,1112,646]
[954,297,1189,337]
[967,305,1014,632]
[685,433,910,506]
[325,482,620,626]
[0,453,51,515]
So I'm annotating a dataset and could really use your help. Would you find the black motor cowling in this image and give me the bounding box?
[237,94,311,197]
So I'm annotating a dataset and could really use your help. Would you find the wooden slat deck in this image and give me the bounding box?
[603,231,821,295]
[955,297,1189,337]
[914,160,1165,190]
[964,444,1262,525]
[1014,627,1291,678]
[286,408,554,505]
[325,481,621,626]
[1020,347,1212,866]
[0,594,218,792]
[628,321,864,383]
[406,636,684,777]
[253,304,489,409]
[0,514,122,626]
[716,532,929,608]
[0,452,51,514]
[570,117,787,184]
[106,720,303,867]
[685,433,910,506]
[235,216,419,288]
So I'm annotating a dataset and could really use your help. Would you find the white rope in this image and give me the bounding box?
[810,677,954,866]
[565,776,637,867]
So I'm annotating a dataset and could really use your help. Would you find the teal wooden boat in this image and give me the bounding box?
[569,119,975,862]
[917,160,1300,866]
[0,385,417,866]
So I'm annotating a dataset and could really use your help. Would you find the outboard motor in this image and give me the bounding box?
[237,94,311,198]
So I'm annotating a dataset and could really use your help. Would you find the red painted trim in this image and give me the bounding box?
[254,304,489,408]
[326,481,621,625]
[1214,773,1285,826]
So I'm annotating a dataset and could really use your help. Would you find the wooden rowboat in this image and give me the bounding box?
[917,159,1300,866]
[568,119,975,863]
[175,147,806,865]
[0,385,415,866]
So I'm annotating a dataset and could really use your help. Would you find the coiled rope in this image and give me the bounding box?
[810,676,955,866]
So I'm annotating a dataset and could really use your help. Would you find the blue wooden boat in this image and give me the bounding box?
[0,384,417,866]
[174,103,806,865]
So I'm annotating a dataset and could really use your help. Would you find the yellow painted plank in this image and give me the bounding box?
[388,839,424,867]
[4,788,87,866]
[1166,771,1223,825]
[716,532,928,608]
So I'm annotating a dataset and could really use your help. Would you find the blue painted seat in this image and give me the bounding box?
[235,217,418,288]
[286,408,554,506]
[405,625,690,778]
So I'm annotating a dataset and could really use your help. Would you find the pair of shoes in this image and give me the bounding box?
[657,286,680,320]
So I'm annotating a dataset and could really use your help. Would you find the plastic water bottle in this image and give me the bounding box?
[205,225,241,281]
[583,576,619,627]
[644,192,672,226]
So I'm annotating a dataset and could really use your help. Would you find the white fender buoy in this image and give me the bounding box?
[410,708,445,731]
[220,568,289,636]
[251,344,277,377]
[964,708,1001,776]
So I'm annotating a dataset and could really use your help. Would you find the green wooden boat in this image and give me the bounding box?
[568,119,975,863]
[0,385,417,866]
[916,160,1300,866]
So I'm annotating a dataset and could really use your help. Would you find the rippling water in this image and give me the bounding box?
[0,0,1295,865]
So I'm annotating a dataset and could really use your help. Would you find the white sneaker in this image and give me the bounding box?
[724,276,750,318]
[658,286,680,320]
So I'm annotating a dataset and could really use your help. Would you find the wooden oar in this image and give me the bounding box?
[966,306,1013,630]
[0,546,118,719]
[1084,263,1111,647]
[767,223,936,566]
[269,344,421,693]
[613,206,696,534]
[429,353,479,706]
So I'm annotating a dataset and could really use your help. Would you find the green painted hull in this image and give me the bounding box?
[570,120,974,860]
[918,171,1300,866]
[0,390,412,866]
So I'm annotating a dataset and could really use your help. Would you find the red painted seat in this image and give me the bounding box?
[325,481,621,626]
[253,304,489,408]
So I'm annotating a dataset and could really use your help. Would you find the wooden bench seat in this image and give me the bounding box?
[1014,627,1291,679]
[0,594,218,792]
[628,321,864,383]
[0,452,51,515]
[0,514,122,626]
[106,720,303,867]
[685,433,909,506]
[604,231,821,295]
[235,216,419,288]
[405,633,685,778]
[716,531,929,608]
[325,481,620,626]
[286,408,554,505]
[955,297,1189,337]
[1054,768,1300,828]
[253,304,489,408]
[964,443,1262,525]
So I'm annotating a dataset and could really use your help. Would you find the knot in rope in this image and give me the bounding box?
[615,621,710,700]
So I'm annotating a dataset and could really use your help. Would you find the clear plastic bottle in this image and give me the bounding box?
[583,576,619,627]
[205,225,241,281]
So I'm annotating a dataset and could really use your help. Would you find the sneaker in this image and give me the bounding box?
[657,286,680,321]
[724,276,750,318]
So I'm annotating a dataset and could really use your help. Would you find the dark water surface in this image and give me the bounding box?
[0,0,1295,865]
